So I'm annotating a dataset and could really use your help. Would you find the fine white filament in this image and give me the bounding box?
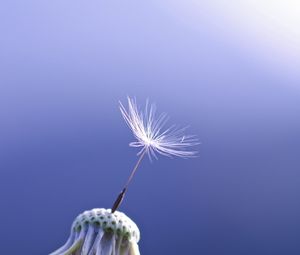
[120,97,198,159]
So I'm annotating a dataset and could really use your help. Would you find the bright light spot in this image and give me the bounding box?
[157,0,300,81]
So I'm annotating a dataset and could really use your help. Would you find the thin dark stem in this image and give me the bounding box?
[111,149,147,213]
[124,149,147,189]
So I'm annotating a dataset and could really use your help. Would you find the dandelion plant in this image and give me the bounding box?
[50,97,198,255]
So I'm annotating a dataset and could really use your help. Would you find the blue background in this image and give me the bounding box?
[1,1,300,254]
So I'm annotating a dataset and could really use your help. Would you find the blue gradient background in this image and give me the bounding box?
[1,1,300,254]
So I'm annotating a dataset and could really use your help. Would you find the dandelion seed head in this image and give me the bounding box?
[120,97,199,159]
[50,208,140,255]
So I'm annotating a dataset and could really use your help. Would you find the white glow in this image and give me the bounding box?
[157,0,300,80]
[211,0,300,51]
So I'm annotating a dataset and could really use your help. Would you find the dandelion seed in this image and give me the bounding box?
[111,97,199,213]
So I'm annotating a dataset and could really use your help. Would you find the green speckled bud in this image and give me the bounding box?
[50,208,140,255]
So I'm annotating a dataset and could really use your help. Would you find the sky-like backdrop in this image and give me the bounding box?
[1,1,300,254]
